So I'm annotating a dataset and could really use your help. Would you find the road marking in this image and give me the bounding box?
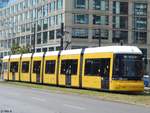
[31,97,46,102]
[63,104,86,110]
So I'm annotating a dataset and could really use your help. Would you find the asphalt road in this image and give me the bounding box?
[0,84,150,113]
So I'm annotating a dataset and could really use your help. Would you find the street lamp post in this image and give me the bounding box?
[60,23,64,50]
[57,23,71,50]
[99,29,101,46]
[33,22,36,53]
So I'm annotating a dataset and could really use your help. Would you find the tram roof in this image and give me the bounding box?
[3,56,10,60]
[84,46,142,54]
[60,49,82,55]
[10,54,21,59]
[45,51,59,56]
[3,46,141,59]
[22,53,32,58]
[33,52,44,57]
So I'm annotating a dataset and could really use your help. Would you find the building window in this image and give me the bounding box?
[133,17,147,30]
[8,39,11,48]
[0,53,3,58]
[56,14,63,25]
[74,14,89,24]
[4,52,7,56]
[49,47,54,51]
[43,4,48,17]
[61,59,78,75]
[113,1,128,15]
[43,32,47,44]
[93,29,109,39]
[26,35,30,46]
[57,0,63,10]
[29,10,33,20]
[50,1,55,12]
[33,9,36,19]
[37,33,41,44]
[22,61,29,73]
[37,7,42,18]
[93,15,101,25]
[21,36,25,44]
[113,16,128,29]
[74,0,86,9]
[45,60,56,74]
[4,40,7,48]
[17,37,20,45]
[26,23,30,32]
[56,29,61,39]
[49,30,55,40]
[37,20,42,31]
[56,46,61,51]
[31,34,34,45]
[93,0,109,10]
[21,24,25,32]
[56,15,58,25]
[50,16,55,26]
[49,17,51,26]
[93,15,109,25]
[134,3,147,16]
[11,6,14,14]
[25,0,29,8]
[140,48,147,60]
[33,0,36,5]
[72,28,88,38]
[133,32,147,44]
[43,18,48,30]
[42,48,47,52]
[36,48,41,52]
[112,30,128,43]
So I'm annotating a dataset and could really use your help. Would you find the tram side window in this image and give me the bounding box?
[22,61,29,73]
[84,58,110,76]
[3,62,8,71]
[61,59,78,75]
[45,60,56,74]
[33,61,41,73]
[10,62,18,73]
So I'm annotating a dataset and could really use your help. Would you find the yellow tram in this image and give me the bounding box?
[2,46,144,92]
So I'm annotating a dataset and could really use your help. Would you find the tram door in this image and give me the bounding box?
[61,59,78,87]
[10,62,18,81]
[101,59,110,90]
[65,65,71,86]
[12,70,15,80]
[33,61,41,83]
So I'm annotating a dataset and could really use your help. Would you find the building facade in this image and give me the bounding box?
[0,0,150,72]
[0,0,10,8]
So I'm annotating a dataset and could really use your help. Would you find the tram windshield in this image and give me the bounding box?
[113,54,143,80]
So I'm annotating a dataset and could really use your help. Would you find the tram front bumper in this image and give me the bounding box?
[110,80,144,92]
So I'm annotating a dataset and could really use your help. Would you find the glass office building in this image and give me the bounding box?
[0,0,10,8]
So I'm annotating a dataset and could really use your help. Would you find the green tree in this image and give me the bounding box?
[11,44,31,54]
